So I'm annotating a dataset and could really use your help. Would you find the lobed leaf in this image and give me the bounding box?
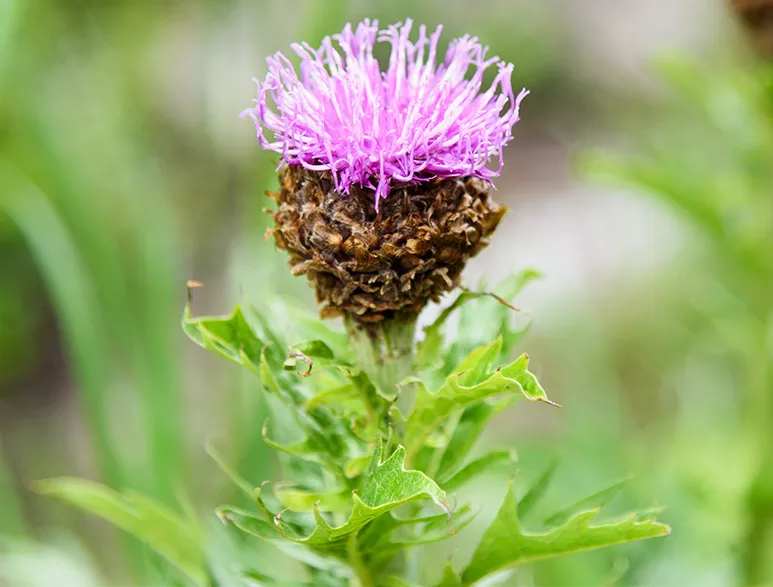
[451,337,504,386]
[461,485,670,585]
[183,302,265,376]
[219,443,448,561]
[416,270,540,372]
[185,300,369,486]
[405,342,555,461]
[182,298,302,397]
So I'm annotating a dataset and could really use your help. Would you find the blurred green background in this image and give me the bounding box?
[1,0,772,585]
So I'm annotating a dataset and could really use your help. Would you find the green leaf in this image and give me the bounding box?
[287,305,351,359]
[285,340,358,375]
[453,271,541,360]
[438,450,515,492]
[292,339,337,360]
[517,457,560,520]
[416,270,540,370]
[304,384,363,410]
[205,441,257,499]
[379,503,475,552]
[436,562,463,587]
[461,485,670,585]
[36,478,205,585]
[285,339,382,433]
[452,337,504,386]
[344,454,375,478]
[219,443,447,560]
[259,347,282,393]
[358,504,475,577]
[216,507,345,572]
[261,405,355,486]
[542,477,630,527]
[435,397,517,480]
[274,486,352,513]
[405,345,556,461]
[261,421,325,466]
[306,444,447,548]
[183,300,305,406]
[182,302,265,376]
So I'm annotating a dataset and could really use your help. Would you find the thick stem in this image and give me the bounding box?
[346,316,417,411]
[345,316,418,584]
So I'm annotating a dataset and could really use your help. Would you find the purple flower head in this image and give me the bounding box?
[243,19,528,209]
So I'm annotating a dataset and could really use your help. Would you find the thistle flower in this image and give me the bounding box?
[245,19,527,329]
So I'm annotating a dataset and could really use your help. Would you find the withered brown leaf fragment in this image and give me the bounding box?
[269,165,507,332]
[732,0,773,57]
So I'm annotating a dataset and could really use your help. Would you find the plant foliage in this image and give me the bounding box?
[39,273,669,585]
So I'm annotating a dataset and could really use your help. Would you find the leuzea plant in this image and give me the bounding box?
[39,19,669,586]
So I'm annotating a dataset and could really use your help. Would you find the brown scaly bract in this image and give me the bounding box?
[268,165,506,331]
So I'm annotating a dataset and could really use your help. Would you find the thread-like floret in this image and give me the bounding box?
[243,19,527,207]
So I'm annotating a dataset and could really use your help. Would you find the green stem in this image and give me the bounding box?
[345,316,418,584]
[346,317,416,421]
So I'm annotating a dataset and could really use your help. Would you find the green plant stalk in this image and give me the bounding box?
[346,316,419,584]
[346,318,417,410]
